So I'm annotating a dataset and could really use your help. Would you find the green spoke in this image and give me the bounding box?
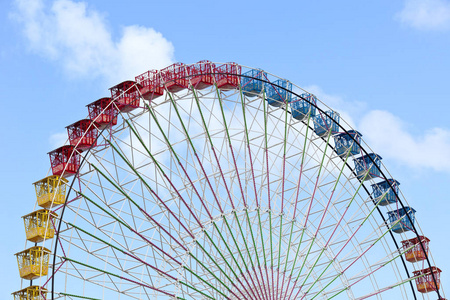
[59,293,101,300]
[62,257,179,299]
[283,112,312,275]
[298,146,353,288]
[105,123,247,298]
[153,89,263,299]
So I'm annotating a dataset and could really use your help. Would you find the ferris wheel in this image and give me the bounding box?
[13,61,446,300]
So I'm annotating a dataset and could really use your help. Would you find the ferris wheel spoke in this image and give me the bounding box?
[140,96,267,299]
[285,132,333,300]
[67,221,178,282]
[190,88,272,299]
[260,89,276,298]
[186,230,250,299]
[159,93,218,219]
[58,292,101,300]
[292,172,375,298]
[345,246,412,294]
[62,198,230,299]
[87,164,185,263]
[223,215,266,300]
[147,96,225,215]
[202,230,256,300]
[182,251,240,299]
[63,256,178,298]
[215,88,269,299]
[301,201,402,299]
[290,147,353,298]
[122,118,204,229]
[90,150,188,252]
[94,140,196,242]
[74,191,183,270]
[333,274,417,300]
[214,89,248,209]
[58,214,175,285]
[282,113,313,297]
[237,89,272,300]
[284,174,345,297]
[160,90,267,299]
[273,96,290,299]
[106,127,253,299]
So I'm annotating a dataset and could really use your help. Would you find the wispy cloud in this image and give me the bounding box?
[396,0,450,31]
[307,86,450,173]
[359,110,450,172]
[303,85,367,129]
[11,0,175,84]
[49,131,68,148]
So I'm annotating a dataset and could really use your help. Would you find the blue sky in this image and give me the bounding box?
[1,0,450,298]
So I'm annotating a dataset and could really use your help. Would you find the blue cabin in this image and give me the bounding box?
[387,207,416,233]
[241,69,266,97]
[353,153,382,180]
[265,79,292,107]
[372,179,400,206]
[333,130,362,157]
[289,93,317,121]
[313,110,340,137]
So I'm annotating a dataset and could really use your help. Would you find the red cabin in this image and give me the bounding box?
[401,236,430,263]
[135,70,164,101]
[214,62,241,90]
[48,145,80,177]
[413,267,442,293]
[109,81,141,112]
[86,97,118,129]
[66,119,98,151]
[188,60,215,90]
[160,62,189,93]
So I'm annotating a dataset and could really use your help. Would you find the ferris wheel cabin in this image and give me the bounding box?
[289,93,317,121]
[48,145,81,177]
[413,267,442,293]
[22,209,57,243]
[387,206,416,233]
[109,80,141,112]
[15,246,51,280]
[402,236,430,263]
[313,110,340,137]
[371,179,400,206]
[353,153,382,180]
[135,69,164,101]
[265,79,292,107]
[188,60,215,90]
[12,286,47,300]
[333,130,362,157]
[33,175,68,209]
[161,62,189,93]
[241,69,266,97]
[66,119,98,151]
[215,63,241,90]
[86,97,118,129]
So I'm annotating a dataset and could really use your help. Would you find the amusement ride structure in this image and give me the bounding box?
[13,61,445,299]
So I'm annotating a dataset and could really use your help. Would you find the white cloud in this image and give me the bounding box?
[396,0,450,31]
[302,85,450,173]
[303,85,367,129]
[11,0,174,83]
[49,131,68,148]
[359,110,450,172]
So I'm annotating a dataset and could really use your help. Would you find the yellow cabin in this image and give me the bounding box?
[12,286,47,300]
[22,210,58,243]
[33,175,68,209]
[15,246,51,280]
